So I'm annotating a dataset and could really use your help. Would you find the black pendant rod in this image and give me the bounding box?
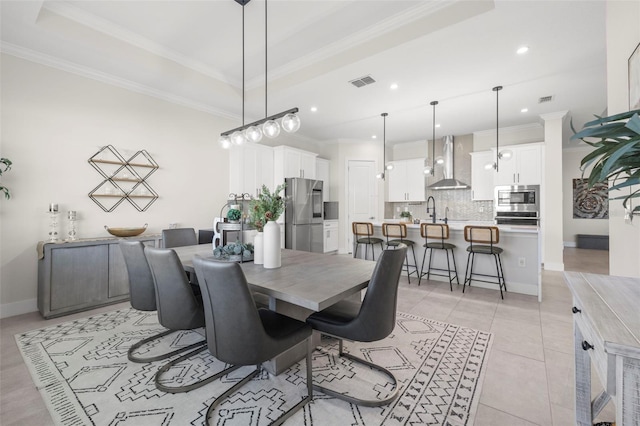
[382,113,388,178]
[242,4,245,126]
[430,101,438,174]
[265,0,268,118]
[493,85,502,172]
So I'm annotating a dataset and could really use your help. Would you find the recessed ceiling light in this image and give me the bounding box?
[517,46,529,55]
[310,106,318,112]
[435,124,441,128]
[372,135,377,139]
[521,108,528,113]
[390,83,398,90]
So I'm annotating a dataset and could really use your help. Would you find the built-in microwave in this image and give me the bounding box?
[495,185,539,213]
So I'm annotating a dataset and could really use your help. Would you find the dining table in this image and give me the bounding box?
[172,244,377,374]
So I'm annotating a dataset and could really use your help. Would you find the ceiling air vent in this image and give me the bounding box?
[538,95,554,103]
[349,75,376,88]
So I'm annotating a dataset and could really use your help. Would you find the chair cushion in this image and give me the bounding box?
[356,237,383,245]
[425,242,456,250]
[387,239,415,247]
[306,300,361,328]
[467,245,503,254]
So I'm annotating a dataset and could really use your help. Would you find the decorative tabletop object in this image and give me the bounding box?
[227,208,242,223]
[400,210,412,223]
[249,184,286,269]
[104,223,148,237]
[213,241,253,262]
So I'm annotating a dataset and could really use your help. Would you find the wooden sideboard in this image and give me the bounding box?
[38,235,161,319]
[564,272,640,425]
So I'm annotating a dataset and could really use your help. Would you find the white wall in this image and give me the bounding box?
[0,54,237,317]
[606,0,640,277]
[473,123,544,151]
[562,147,609,245]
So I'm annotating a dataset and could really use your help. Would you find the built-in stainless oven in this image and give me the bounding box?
[495,185,540,225]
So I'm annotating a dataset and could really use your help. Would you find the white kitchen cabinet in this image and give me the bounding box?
[316,158,330,201]
[324,220,339,253]
[229,144,274,198]
[274,146,317,185]
[470,150,495,200]
[494,143,542,186]
[387,158,426,202]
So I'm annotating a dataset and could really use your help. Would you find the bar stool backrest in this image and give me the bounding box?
[352,222,374,238]
[421,223,449,240]
[464,226,500,246]
[382,223,407,239]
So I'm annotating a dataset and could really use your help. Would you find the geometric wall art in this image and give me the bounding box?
[573,178,609,219]
[88,145,159,212]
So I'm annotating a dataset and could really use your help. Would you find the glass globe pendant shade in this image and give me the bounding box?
[281,113,301,133]
[484,161,497,171]
[219,135,231,149]
[435,156,445,165]
[498,149,513,160]
[231,130,246,146]
[245,125,263,143]
[386,163,394,171]
[263,120,281,138]
[423,165,433,175]
[376,172,385,179]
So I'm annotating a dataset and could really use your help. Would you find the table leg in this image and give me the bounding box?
[575,324,593,426]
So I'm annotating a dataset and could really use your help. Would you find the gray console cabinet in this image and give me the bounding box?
[38,236,160,318]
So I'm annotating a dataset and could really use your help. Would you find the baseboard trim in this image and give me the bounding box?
[0,298,38,319]
[543,262,565,271]
[564,241,577,248]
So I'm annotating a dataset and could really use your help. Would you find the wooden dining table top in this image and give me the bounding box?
[173,244,376,312]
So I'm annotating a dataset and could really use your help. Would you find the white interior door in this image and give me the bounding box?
[347,160,377,253]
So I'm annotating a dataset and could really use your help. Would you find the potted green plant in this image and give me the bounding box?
[572,109,640,213]
[248,183,286,231]
[0,157,12,199]
[399,211,412,222]
[227,208,242,223]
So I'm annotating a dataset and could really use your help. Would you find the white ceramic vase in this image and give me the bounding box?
[263,221,281,269]
[253,231,264,265]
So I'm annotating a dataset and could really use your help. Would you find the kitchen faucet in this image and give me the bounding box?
[441,206,449,225]
[426,196,436,223]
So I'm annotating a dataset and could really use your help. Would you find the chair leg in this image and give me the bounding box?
[205,337,314,426]
[155,344,240,393]
[445,249,453,292]
[365,242,369,261]
[311,338,399,407]
[419,246,429,286]
[353,242,358,259]
[410,244,418,279]
[451,249,460,286]
[128,329,205,363]
[492,254,504,299]
[427,248,435,281]
[463,252,473,293]
[497,253,506,292]
[404,250,411,284]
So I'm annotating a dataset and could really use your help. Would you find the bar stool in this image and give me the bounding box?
[382,223,418,283]
[352,222,384,261]
[463,225,506,299]
[418,223,459,290]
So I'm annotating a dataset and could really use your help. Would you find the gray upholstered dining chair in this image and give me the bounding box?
[193,256,313,425]
[120,240,203,363]
[305,246,406,407]
[162,227,197,248]
[144,247,239,393]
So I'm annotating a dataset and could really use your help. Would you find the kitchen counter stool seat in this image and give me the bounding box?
[352,222,384,261]
[382,223,418,283]
[419,223,459,290]
[462,226,506,299]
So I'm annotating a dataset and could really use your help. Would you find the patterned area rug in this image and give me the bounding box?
[16,308,492,425]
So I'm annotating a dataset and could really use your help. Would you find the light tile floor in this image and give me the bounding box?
[0,248,612,425]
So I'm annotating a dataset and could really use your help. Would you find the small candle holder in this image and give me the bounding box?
[48,203,59,242]
[67,210,77,241]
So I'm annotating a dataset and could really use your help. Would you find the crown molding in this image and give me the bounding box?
[473,122,544,137]
[41,1,230,85]
[1,42,237,121]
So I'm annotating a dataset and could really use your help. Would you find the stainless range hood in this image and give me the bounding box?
[428,135,469,190]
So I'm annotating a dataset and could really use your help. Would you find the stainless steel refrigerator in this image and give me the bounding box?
[285,177,324,253]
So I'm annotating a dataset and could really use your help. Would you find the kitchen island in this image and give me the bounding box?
[363,221,541,301]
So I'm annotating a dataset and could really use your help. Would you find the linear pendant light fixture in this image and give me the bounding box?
[485,85,512,170]
[219,0,300,149]
[376,113,390,180]
[424,100,438,175]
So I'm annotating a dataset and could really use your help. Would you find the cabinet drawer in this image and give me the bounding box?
[574,304,615,394]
